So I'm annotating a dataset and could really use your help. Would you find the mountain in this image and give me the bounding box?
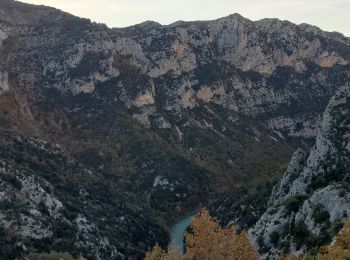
[248,84,350,257]
[0,0,350,258]
[211,85,350,257]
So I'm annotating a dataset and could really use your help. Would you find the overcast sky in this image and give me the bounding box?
[21,0,350,36]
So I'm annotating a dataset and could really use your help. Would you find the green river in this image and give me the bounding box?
[169,215,194,255]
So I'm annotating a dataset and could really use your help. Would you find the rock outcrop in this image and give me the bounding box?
[249,85,350,258]
[0,134,166,259]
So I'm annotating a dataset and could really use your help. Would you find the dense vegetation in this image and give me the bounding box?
[1,0,350,258]
[209,182,276,230]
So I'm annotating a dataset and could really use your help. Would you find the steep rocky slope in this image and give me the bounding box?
[0,0,350,258]
[247,85,350,257]
[0,132,168,259]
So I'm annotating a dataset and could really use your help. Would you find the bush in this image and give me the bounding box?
[279,240,290,253]
[0,171,22,189]
[270,231,280,246]
[0,199,15,210]
[312,204,330,224]
[293,221,311,249]
[285,194,309,214]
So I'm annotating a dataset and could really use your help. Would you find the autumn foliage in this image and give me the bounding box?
[145,209,259,260]
[146,209,350,260]
[316,220,350,260]
[184,209,259,260]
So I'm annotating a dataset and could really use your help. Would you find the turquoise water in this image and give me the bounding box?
[169,215,194,255]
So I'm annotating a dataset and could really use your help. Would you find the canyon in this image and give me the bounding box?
[0,0,350,258]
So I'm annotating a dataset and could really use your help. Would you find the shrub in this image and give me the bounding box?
[312,204,330,224]
[285,194,308,214]
[0,171,22,189]
[270,231,280,246]
[293,221,311,249]
[145,244,181,260]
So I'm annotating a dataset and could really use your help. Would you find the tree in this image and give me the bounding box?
[145,209,259,260]
[145,244,166,260]
[183,209,259,260]
[145,244,181,260]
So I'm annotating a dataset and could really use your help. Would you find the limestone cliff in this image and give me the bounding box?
[249,85,350,258]
[1,0,350,258]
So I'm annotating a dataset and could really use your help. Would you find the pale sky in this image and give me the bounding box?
[21,0,350,36]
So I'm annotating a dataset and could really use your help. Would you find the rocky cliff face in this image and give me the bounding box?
[248,85,350,257]
[0,133,168,259]
[1,0,350,258]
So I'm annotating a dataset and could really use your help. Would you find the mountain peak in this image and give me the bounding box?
[1,1,350,259]
[130,20,162,29]
[0,0,80,26]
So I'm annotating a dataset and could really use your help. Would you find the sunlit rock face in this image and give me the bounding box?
[0,0,350,258]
